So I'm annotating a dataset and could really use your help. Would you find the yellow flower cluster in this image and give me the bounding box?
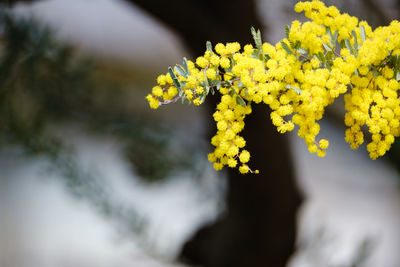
[146,0,400,173]
[208,93,253,173]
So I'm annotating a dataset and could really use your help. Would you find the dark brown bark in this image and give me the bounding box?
[127,1,303,267]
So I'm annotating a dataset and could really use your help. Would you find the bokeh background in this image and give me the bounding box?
[1,0,400,267]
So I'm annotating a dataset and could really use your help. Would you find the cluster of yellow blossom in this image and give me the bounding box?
[146,0,400,173]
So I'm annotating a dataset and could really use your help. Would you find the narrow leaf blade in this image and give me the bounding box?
[285,84,302,95]
[344,39,353,54]
[326,27,333,40]
[236,95,246,106]
[323,43,332,51]
[174,65,187,78]
[285,25,290,39]
[360,25,366,43]
[352,30,358,50]
[168,67,183,96]
[281,41,292,55]
[206,41,212,52]
[203,69,210,94]
[333,30,338,45]
[183,57,190,74]
[251,26,263,51]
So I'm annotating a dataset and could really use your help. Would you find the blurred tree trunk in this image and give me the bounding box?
[128,1,303,267]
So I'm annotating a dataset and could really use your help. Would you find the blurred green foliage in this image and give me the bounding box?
[0,4,209,241]
[0,5,201,182]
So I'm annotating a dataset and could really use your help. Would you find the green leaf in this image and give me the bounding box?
[221,80,231,88]
[339,40,346,49]
[344,38,353,54]
[390,55,398,67]
[285,25,290,39]
[200,92,207,103]
[325,62,332,72]
[280,41,292,55]
[332,30,338,46]
[206,41,212,52]
[284,26,296,49]
[168,67,183,96]
[251,49,260,59]
[251,26,263,52]
[285,84,302,95]
[210,80,220,86]
[222,66,231,76]
[326,27,333,41]
[296,47,307,54]
[360,25,366,43]
[237,81,244,88]
[210,80,221,93]
[316,52,325,63]
[251,26,264,60]
[390,56,396,66]
[293,41,301,50]
[251,26,257,40]
[174,65,187,78]
[236,95,246,106]
[264,53,271,61]
[352,30,358,50]
[325,51,333,61]
[244,88,249,97]
[323,43,332,51]
[203,69,210,94]
[251,27,262,53]
[183,57,190,75]
[289,40,296,49]
[326,27,337,47]
[372,68,379,78]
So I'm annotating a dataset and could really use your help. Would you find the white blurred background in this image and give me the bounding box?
[1,0,400,266]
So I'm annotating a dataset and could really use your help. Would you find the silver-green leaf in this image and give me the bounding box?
[203,69,210,94]
[344,38,353,54]
[332,30,338,46]
[316,52,325,63]
[352,30,358,50]
[183,57,190,75]
[168,67,183,96]
[251,26,263,52]
[360,25,366,43]
[174,65,187,78]
[323,43,332,51]
[326,27,333,41]
[236,95,246,107]
[296,48,307,54]
[285,84,302,95]
[206,41,212,52]
[281,41,292,55]
[285,25,290,39]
